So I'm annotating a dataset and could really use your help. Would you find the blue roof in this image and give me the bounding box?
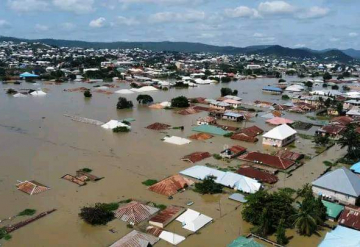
[20,72,39,78]
[224,112,243,118]
[319,226,360,247]
[350,161,360,173]
[229,193,248,203]
[262,86,283,92]
[192,125,231,136]
[228,237,263,247]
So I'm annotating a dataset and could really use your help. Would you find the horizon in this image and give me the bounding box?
[0,0,359,50]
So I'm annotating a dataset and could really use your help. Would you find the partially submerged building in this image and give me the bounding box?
[149,205,185,228]
[110,230,159,247]
[182,152,211,163]
[239,152,295,170]
[262,124,297,147]
[16,180,50,195]
[115,201,159,225]
[312,167,360,205]
[148,175,194,197]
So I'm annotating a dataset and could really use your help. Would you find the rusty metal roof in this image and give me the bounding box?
[239,152,295,170]
[339,206,360,231]
[182,152,211,163]
[148,175,194,197]
[115,201,159,225]
[110,230,159,247]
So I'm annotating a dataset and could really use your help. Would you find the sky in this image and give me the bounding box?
[0,0,359,49]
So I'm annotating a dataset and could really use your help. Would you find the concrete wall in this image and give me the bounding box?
[262,134,295,147]
[312,186,357,205]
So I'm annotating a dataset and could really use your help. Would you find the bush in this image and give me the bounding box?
[332,85,339,90]
[81,168,93,173]
[282,95,290,100]
[84,90,92,98]
[117,97,133,109]
[79,203,115,225]
[6,88,17,95]
[213,154,222,160]
[278,79,286,83]
[113,126,130,133]
[0,228,11,241]
[221,77,231,83]
[142,179,158,186]
[171,96,189,108]
[323,72,332,80]
[221,87,233,97]
[136,94,153,104]
[224,132,233,138]
[18,209,36,216]
[195,176,223,194]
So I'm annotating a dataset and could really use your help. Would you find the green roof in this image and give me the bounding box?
[228,237,264,247]
[322,200,344,219]
[192,125,230,136]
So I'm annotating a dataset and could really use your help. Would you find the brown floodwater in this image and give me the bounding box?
[0,77,344,246]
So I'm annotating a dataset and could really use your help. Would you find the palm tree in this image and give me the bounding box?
[293,204,318,236]
[338,124,360,161]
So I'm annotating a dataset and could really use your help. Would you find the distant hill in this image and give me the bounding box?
[0,36,356,62]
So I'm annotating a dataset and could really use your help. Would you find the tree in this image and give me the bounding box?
[324,98,332,107]
[84,90,92,98]
[194,176,223,194]
[136,94,153,104]
[323,72,332,80]
[305,81,313,88]
[314,134,330,146]
[338,124,360,161]
[253,208,272,236]
[336,102,343,115]
[232,90,238,96]
[221,87,233,97]
[221,77,231,83]
[293,205,318,236]
[79,203,115,225]
[332,85,339,90]
[322,83,328,88]
[276,219,289,245]
[171,96,189,108]
[116,97,133,109]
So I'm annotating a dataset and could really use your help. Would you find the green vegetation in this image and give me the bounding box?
[224,132,233,138]
[278,79,286,83]
[84,90,92,98]
[153,203,167,210]
[6,88,17,95]
[171,96,189,108]
[194,176,223,194]
[314,134,330,146]
[338,124,360,162]
[81,168,92,173]
[242,184,326,238]
[213,154,222,160]
[276,219,289,245]
[136,94,154,104]
[221,77,232,83]
[142,179,158,186]
[0,227,11,241]
[18,209,36,216]
[174,81,189,88]
[220,87,238,97]
[323,160,336,167]
[116,97,133,109]
[79,203,115,225]
[305,81,313,88]
[113,126,130,133]
[323,72,332,80]
[97,202,119,211]
[281,94,290,100]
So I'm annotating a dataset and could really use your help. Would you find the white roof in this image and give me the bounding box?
[131,86,158,93]
[263,124,297,140]
[182,214,212,232]
[179,165,261,194]
[30,90,46,96]
[176,209,200,225]
[13,93,27,98]
[115,89,134,94]
[159,101,171,107]
[96,86,109,90]
[285,85,304,92]
[159,231,185,245]
[163,136,191,145]
[101,120,130,130]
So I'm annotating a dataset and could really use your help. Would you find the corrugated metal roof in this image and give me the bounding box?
[110,230,159,247]
[115,201,159,225]
[339,206,360,231]
[312,167,360,197]
[192,125,230,136]
[148,175,194,197]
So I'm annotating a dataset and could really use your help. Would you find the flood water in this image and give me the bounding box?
[0,77,344,246]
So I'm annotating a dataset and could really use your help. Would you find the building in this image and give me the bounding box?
[148,175,194,196]
[239,152,295,170]
[262,124,297,147]
[338,205,360,231]
[220,145,247,159]
[312,167,360,205]
[319,226,360,247]
[209,101,231,111]
[231,125,263,143]
[222,112,244,122]
[262,86,283,95]
[322,200,344,221]
[196,116,216,125]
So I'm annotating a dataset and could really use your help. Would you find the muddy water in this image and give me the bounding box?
[0,77,337,246]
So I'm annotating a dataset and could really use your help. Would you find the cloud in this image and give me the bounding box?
[52,0,95,14]
[296,6,329,19]
[258,1,296,15]
[349,32,358,37]
[35,24,49,32]
[253,33,264,38]
[225,6,259,18]
[7,0,49,12]
[89,17,106,28]
[0,20,11,29]
[149,10,205,23]
[294,43,306,48]
[330,37,339,42]
[60,22,76,30]
[116,16,139,26]
[118,0,205,5]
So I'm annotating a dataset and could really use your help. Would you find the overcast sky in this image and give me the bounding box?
[0,0,359,49]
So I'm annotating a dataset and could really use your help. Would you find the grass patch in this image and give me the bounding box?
[224,132,233,138]
[153,203,167,210]
[323,160,336,167]
[298,133,313,140]
[213,154,222,160]
[119,199,132,204]
[142,179,158,186]
[18,209,36,216]
[98,202,120,211]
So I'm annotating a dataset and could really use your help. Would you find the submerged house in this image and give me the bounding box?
[262,86,283,95]
[110,230,159,247]
[209,101,231,111]
[319,226,360,247]
[222,112,244,122]
[338,205,360,231]
[239,152,295,170]
[196,116,216,125]
[182,152,211,163]
[262,124,297,147]
[231,125,263,143]
[312,167,360,205]
[115,201,159,225]
[16,180,50,195]
[220,145,247,159]
[148,175,194,197]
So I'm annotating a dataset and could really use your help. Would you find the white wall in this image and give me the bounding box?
[312,186,357,205]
